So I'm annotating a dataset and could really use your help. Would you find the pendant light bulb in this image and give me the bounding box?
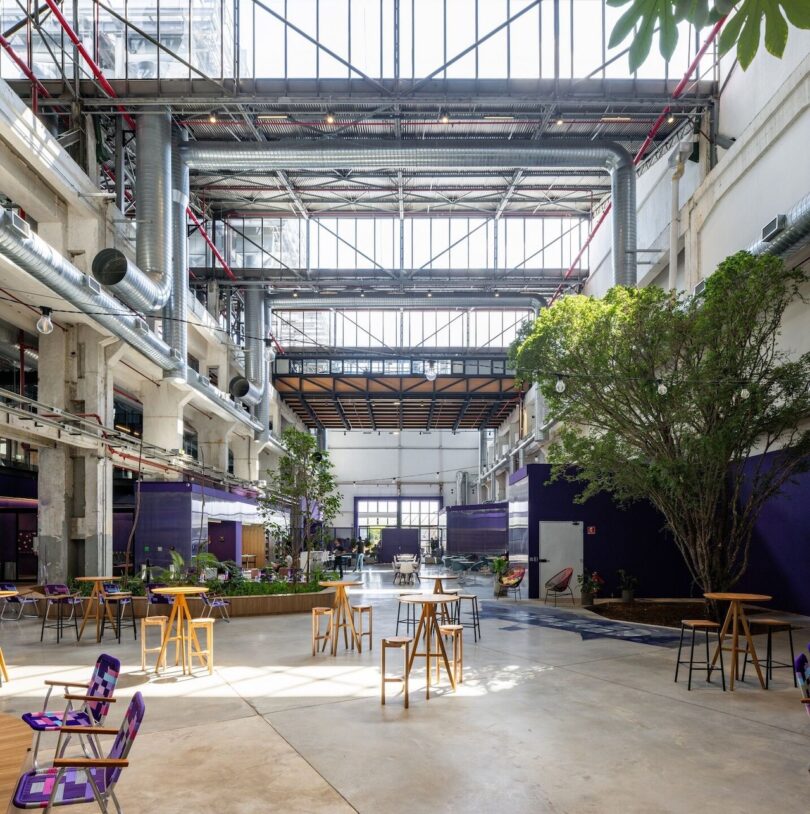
[657,382,668,396]
[554,377,566,394]
[425,361,438,382]
[740,388,750,400]
[36,307,54,335]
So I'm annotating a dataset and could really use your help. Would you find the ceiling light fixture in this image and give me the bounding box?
[439,111,450,124]
[426,289,433,298]
[208,112,217,124]
[667,114,676,124]
[292,290,299,298]
[258,114,288,120]
[556,116,564,126]
[600,116,632,123]
[36,307,53,335]
[325,112,335,124]
[484,115,515,121]
[494,289,500,298]
[425,361,438,382]
[554,376,566,394]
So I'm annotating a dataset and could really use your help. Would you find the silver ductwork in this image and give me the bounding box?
[0,210,260,432]
[229,286,266,405]
[181,139,637,287]
[91,114,173,312]
[749,192,810,261]
[258,297,273,444]
[167,127,189,364]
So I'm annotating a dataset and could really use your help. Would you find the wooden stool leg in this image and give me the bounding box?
[674,624,685,683]
[0,647,8,683]
[403,642,409,709]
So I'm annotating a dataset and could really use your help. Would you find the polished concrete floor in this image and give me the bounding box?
[0,568,808,813]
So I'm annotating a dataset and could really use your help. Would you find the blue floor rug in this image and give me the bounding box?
[479,603,681,647]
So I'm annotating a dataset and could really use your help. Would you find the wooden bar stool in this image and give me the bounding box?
[141,615,174,671]
[438,624,464,684]
[311,607,333,656]
[350,604,373,651]
[395,593,419,635]
[381,636,412,708]
[0,647,8,685]
[741,619,797,688]
[455,594,482,642]
[675,619,725,691]
[188,617,215,675]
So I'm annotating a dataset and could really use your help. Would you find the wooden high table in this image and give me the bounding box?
[152,587,209,675]
[0,713,31,808]
[706,592,772,691]
[403,594,460,700]
[0,591,16,684]
[426,574,459,623]
[76,577,122,643]
[319,580,362,656]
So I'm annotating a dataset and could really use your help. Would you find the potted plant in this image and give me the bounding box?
[491,556,508,597]
[577,570,604,607]
[616,569,638,603]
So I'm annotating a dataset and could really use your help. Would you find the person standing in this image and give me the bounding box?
[333,541,345,578]
[353,539,365,572]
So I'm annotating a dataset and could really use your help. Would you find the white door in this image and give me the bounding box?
[539,521,584,600]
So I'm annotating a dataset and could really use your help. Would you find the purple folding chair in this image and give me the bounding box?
[200,591,231,622]
[22,653,121,770]
[13,691,145,813]
[0,581,40,620]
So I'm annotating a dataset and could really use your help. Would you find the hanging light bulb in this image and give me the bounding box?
[667,114,676,124]
[208,111,217,124]
[425,361,438,382]
[359,289,365,298]
[494,289,500,298]
[556,116,564,126]
[740,388,751,400]
[439,111,450,124]
[292,290,299,298]
[36,306,54,335]
[426,289,433,298]
[657,381,668,396]
[325,112,335,124]
[554,376,566,394]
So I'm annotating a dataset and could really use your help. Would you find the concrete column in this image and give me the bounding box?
[197,420,234,474]
[230,432,259,482]
[142,381,193,454]
[36,327,70,582]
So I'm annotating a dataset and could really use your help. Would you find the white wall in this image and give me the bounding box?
[326,429,480,530]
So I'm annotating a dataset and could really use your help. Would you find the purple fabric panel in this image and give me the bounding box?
[378,528,420,563]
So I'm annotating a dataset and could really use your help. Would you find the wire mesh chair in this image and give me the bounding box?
[543,567,575,606]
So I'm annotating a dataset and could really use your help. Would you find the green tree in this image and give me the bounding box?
[608,0,810,72]
[511,252,810,597]
[260,427,342,578]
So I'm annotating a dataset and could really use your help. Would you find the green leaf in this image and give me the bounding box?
[608,0,648,48]
[689,0,711,28]
[713,0,738,14]
[737,0,763,68]
[660,1,680,59]
[763,0,788,57]
[780,0,810,28]
[607,0,634,7]
[718,6,748,55]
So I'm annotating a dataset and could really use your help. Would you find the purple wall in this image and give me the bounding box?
[378,528,420,562]
[208,520,242,563]
[508,465,693,600]
[445,502,508,555]
[736,451,810,614]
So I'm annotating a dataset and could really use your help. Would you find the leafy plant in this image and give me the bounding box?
[511,252,810,598]
[617,569,639,590]
[607,0,810,72]
[578,571,606,595]
[259,428,342,580]
[490,556,509,577]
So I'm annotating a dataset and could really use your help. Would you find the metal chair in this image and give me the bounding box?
[21,653,121,770]
[0,582,40,620]
[99,584,137,643]
[543,567,575,606]
[674,619,726,691]
[13,691,146,813]
[40,585,83,643]
[200,592,231,622]
[498,568,525,601]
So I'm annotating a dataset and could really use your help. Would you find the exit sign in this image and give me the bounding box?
[586,526,597,535]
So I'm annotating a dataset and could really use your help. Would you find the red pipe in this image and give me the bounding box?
[551,17,727,303]
[186,208,237,281]
[0,34,50,99]
[42,0,136,130]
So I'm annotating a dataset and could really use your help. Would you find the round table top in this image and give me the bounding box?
[704,592,772,602]
[401,593,459,605]
[74,576,121,582]
[0,590,18,598]
[319,580,362,588]
[151,586,209,596]
[428,574,458,582]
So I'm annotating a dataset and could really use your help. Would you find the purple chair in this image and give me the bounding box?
[0,581,40,620]
[200,591,231,622]
[22,653,121,770]
[796,652,810,708]
[40,585,83,643]
[145,582,174,617]
[13,691,145,813]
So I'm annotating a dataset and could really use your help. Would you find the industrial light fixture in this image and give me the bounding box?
[740,388,751,400]
[667,114,676,124]
[425,361,438,382]
[600,116,632,123]
[494,289,500,298]
[360,289,366,298]
[36,307,53,335]
[325,112,335,124]
[258,113,288,121]
[292,289,299,298]
[426,289,433,298]
[555,116,564,126]
[208,111,218,124]
[656,381,668,396]
[484,115,515,122]
[439,110,450,124]
[554,376,566,394]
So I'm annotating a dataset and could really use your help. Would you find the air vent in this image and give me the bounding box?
[133,318,149,335]
[693,279,706,295]
[762,215,787,242]
[82,275,101,293]
[9,210,31,238]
